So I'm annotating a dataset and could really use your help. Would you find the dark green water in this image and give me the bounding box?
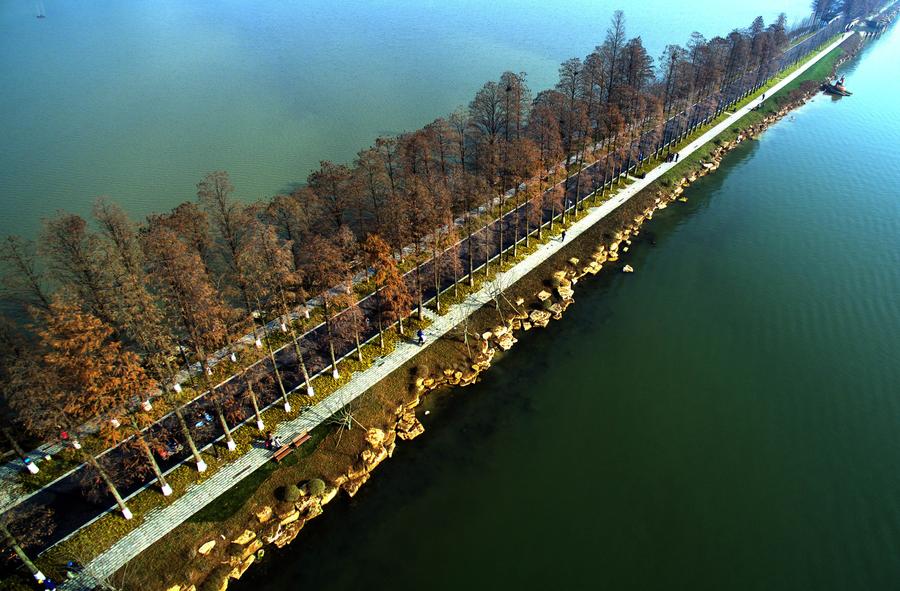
[0,0,808,239]
[232,26,900,591]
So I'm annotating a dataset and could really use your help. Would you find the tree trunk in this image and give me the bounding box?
[290,328,314,396]
[267,338,290,411]
[466,213,474,287]
[133,427,170,496]
[415,258,424,320]
[433,241,442,314]
[2,427,26,460]
[173,404,205,472]
[84,453,131,519]
[212,400,235,450]
[375,286,385,350]
[1,524,43,581]
[246,378,264,430]
[512,187,520,257]
[323,297,340,379]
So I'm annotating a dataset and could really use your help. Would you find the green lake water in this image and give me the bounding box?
[1,0,808,239]
[231,23,900,591]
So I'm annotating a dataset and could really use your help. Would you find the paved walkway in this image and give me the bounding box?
[62,31,853,590]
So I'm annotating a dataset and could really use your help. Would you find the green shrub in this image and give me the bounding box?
[280,483,302,502]
[306,478,326,496]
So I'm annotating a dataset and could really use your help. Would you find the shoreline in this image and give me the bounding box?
[130,32,874,591]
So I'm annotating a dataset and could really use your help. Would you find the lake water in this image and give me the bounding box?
[231,22,900,591]
[0,0,810,239]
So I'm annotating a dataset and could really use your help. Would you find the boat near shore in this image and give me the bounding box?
[824,75,853,96]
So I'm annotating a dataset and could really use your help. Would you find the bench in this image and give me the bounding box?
[271,432,311,462]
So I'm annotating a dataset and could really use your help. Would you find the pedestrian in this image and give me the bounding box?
[43,579,57,590]
[761,93,765,101]
[417,329,425,345]
[264,431,274,449]
[561,230,567,242]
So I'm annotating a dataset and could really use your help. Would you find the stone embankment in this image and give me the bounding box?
[166,38,866,591]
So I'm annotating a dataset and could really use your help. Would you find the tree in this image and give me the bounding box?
[197,171,258,340]
[450,172,489,286]
[1,504,55,583]
[10,302,144,518]
[0,318,38,474]
[146,202,215,274]
[238,220,307,406]
[0,236,51,314]
[506,137,541,256]
[104,402,172,496]
[307,161,352,231]
[143,225,233,468]
[364,234,412,344]
[40,213,113,323]
[301,234,351,378]
[332,293,368,363]
[93,198,174,391]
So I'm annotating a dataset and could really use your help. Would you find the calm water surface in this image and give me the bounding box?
[232,24,900,591]
[0,0,808,238]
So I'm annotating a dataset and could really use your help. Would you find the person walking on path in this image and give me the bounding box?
[417,329,425,345]
[561,230,567,242]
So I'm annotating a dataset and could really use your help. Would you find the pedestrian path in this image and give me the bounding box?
[62,31,853,590]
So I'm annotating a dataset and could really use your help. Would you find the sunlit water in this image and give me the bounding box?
[231,24,900,591]
[0,0,809,238]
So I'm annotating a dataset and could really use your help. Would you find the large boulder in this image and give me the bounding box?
[497,333,516,351]
[255,506,273,524]
[232,530,256,545]
[529,309,551,328]
[365,428,385,447]
[229,555,255,580]
[279,510,300,526]
[342,473,370,497]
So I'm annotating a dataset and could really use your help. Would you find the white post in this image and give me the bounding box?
[306,385,315,397]
[332,368,340,379]
[173,383,182,393]
[226,439,237,451]
[33,571,46,583]
[161,483,173,496]
[122,507,133,520]
[197,459,207,472]
[25,460,39,474]
[280,322,288,332]
[284,401,291,413]
[230,352,238,363]
[142,400,153,411]
[254,338,263,349]
[256,419,265,431]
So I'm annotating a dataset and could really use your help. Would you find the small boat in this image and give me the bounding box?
[824,75,853,96]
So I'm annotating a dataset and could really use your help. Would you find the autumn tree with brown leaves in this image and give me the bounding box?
[364,234,412,345]
[10,302,149,518]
